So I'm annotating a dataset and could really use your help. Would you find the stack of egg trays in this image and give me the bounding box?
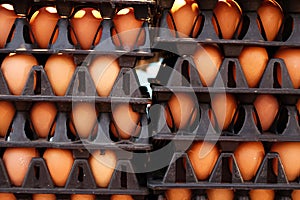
[0,0,155,198]
[148,0,300,198]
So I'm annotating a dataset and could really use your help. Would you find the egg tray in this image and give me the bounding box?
[0,148,149,196]
[154,0,300,55]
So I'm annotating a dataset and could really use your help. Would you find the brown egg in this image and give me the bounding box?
[3,148,39,186]
[89,150,117,187]
[167,0,201,38]
[165,188,192,200]
[89,55,120,97]
[0,4,17,48]
[212,0,242,39]
[211,94,237,130]
[111,195,134,200]
[43,148,74,186]
[165,92,198,130]
[206,189,234,200]
[112,7,145,50]
[271,142,300,181]
[71,103,98,139]
[1,53,38,95]
[70,194,96,200]
[32,194,56,200]
[0,101,15,137]
[44,54,76,96]
[257,0,283,41]
[254,95,279,131]
[193,44,223,86]
[30,102,57,138]
[274,48,300,88]
[0,193,16,200]
[30,7,59,48]
[249,190,275,200]
[292,190,300,199]
[232,142,265,181]
[110,104,140,139]
[187,141,220,180]
[239,46,268,87]
[71,8,102,50]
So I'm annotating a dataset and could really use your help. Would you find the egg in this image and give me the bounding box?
[0,4,17,48]
[44,54,76,96]
[70,194,95,200]
[112,7,145,50]
[165,188,192,200]
[271,142,300,181]
[274,48,300,88]
[211,94,237,130]
[89,55,120,97]
[89,150,117,187]
[254,95,279,131]
[71,103,98,139]
[1,53,38,95]
[212,0,242,39]
[166,0,201,38]
[249,190,275,200]
[292,190,300,199]
[206,189,234,200]
[165,92,198,130]
[231,142,265,181]
[30,7,60,48]
[71,8,102,50]
[187,141,220,180]
[111,195,134,200]
[43,148,74,186]
[193,44,223,86]
[0,193,16,200]
[238,46,268,88]
[110,104,140,139]
[257,0,283,41]
[32,194,56,200]
[30,102,57,138]
[3,148,39,186]
[0,101,15,137]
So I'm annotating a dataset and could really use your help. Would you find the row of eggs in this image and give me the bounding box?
[0,5,145,50]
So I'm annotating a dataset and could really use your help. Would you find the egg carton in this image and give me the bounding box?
[0,148,148,196]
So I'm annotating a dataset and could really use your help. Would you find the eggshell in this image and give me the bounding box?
[0,193,16,200]
[165,188,192,200]
[44,54,76,96]
[30,7,59,48]
[257,0,283,41]
[232,142,265,181]
[1,53,38,95]
[0,101,15,137]
[211,94,237,130]
[43,148,74,186]
[188,141,220,180]
[32,194,56,200]
[274,48,300,88]
[193,44,223,86]
[206,189,234,200]
[89,55,120,97]
[165,92,198,130]
[167,0,201,38]
[111,195,134,200]
[71,8,102,50]
[212,0,242,39]
[30,102,57,138]
[0,4,17,48]
[3,148,39,186]
[249,190,275,200]
[112,7,145,50]
[271,142,300,181]
[70,194,96,200]
[89,150,117,187]
[239,46,268,87]
[254,95,279,131]
[292,190,300,200]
